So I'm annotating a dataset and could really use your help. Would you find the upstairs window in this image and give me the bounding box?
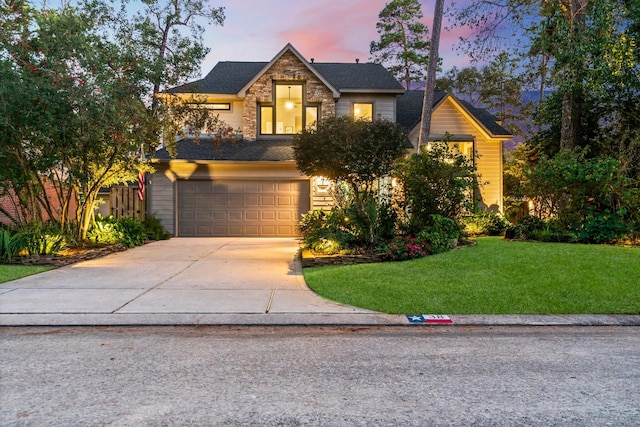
[353,103,373,121]
[260,83,319,135]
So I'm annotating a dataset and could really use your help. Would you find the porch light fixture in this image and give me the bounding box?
[285,86,294,110]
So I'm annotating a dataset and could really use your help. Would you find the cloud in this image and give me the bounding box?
[201,0,477,76]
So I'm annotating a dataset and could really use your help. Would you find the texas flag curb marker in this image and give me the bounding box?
[406,314,453,324]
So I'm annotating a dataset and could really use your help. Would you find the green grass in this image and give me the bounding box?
[0,265,54,284]
[303,237,640,314]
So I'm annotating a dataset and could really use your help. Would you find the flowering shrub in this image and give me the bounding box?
[381,236,431,261]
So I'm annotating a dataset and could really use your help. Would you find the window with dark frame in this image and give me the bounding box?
[259,83,319,135]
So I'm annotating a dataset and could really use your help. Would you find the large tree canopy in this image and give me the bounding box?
[0,0,228,240]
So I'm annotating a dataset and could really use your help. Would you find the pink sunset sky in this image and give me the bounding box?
[201,0,477,77]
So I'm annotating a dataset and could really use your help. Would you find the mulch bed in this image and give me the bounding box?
[5,244,128,267]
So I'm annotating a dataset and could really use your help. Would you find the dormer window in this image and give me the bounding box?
[260,83,319,135]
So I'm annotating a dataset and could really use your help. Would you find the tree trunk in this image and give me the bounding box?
[417,0,444,152]
[559,0,587,151]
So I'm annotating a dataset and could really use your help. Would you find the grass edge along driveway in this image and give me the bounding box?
[0,265,54,284]
[303,237,640,315]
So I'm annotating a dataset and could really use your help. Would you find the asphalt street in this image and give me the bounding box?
[1,325,638,426]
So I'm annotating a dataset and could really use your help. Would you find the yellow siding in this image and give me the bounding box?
[408,98,505,212]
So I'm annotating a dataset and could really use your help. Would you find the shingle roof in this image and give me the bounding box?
[168,62,267,94]
[311,63,404,92]
[456,98,512,137]
[396,90,511,137]
[396,90,447,131]
[152,138,296,162]
[167,62,404,95]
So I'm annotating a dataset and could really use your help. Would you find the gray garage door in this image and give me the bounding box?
[177,180,310,237]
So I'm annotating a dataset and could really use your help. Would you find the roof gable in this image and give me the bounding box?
[237,43,340,98]
[396,90,511,139]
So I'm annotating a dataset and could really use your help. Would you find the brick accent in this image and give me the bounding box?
[242,51,336,140]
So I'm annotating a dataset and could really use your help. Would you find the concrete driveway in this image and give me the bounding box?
[0,238,381,326]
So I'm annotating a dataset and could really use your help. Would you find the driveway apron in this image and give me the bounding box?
[0,238,367,319]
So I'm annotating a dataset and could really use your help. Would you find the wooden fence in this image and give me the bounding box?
[109,186,146,222]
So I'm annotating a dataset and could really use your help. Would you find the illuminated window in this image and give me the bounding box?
[449,142,474,159]
[259,83,320,135]
[353,103,373,121]
[305,106,318,130]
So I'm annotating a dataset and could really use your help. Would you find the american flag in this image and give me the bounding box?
[137,171,145,201]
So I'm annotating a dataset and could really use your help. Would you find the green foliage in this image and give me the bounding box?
[463,211,509,236]
[380,235,430,261]
[87,216,123,245]
[504,216,545,240]
[417,214,462,254]
[115,216,147,248]
[577,212,629,244]
[369,0,430,90]
[299,209,355,254]
[0,228,21,261]
[87,215,146,248]
[293,116,408,244]
[396,141,477,234]
[12,224,67,256]
[143,214,171,240]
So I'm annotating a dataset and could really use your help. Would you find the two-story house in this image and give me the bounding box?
[148,43,511,237]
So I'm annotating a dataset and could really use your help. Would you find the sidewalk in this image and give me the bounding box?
[1,238,638,327]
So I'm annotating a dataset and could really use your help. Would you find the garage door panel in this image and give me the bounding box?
[229,210,243,220]
[261,196,276,206]
[278,211,293,220]
[277,196,293,206]
[195,210,212,220]
[245,196,260,206]
[245,210,259,220]
[178,179,309,237]
[261,211,276,220]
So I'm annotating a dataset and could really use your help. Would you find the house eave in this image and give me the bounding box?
[339,88,405,94]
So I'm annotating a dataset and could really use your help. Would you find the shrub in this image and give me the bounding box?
[299,208,355,254]
[380,235,431,261]
[0,228,22,261]
[12,224,67,256]
[505,215,545,240]
[87,215,146,247]
[114,216,147,247]
[416,230,453,254]
[577,212,629,244]
[143,214,171,240]
[396,141,477,233]
[87,215,123,244]
[463,211,510,236]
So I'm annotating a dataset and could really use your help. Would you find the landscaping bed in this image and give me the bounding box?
[4,244,127,267]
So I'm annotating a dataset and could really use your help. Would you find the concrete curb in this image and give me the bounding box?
[1,313,639,327]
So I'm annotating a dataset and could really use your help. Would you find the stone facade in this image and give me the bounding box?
[242,51,336,140]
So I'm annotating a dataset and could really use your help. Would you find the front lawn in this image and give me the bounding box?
[0,265,53,284]
[303,237,640,314]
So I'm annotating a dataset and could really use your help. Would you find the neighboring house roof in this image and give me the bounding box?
[396,90,512,138]
[167,43,404,96]
[153,138,296,162]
